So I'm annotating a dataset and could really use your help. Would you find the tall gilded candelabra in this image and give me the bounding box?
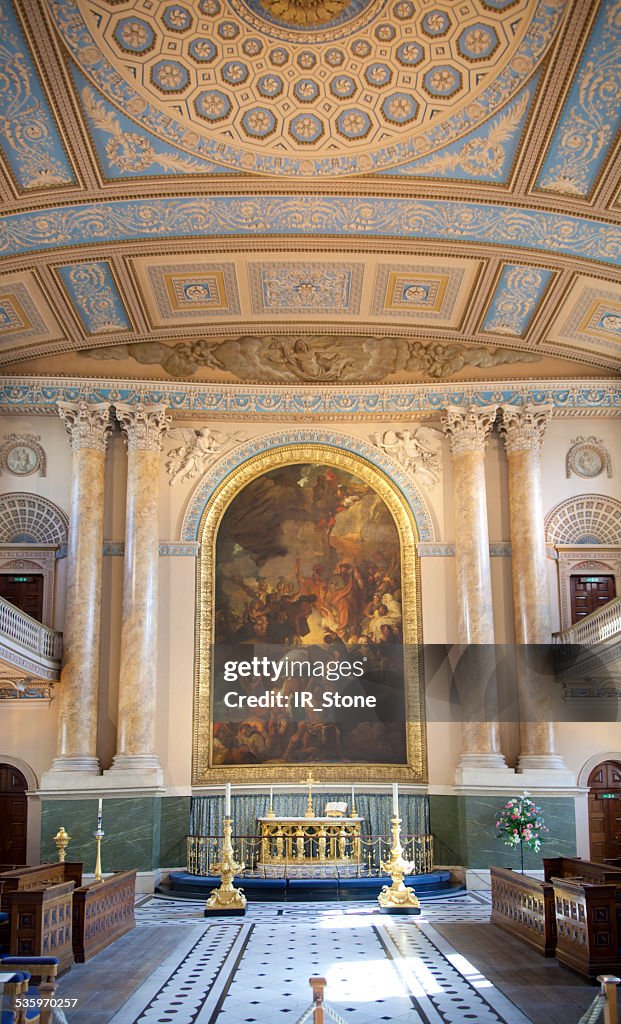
[378,815,421,914]
[205,817,247,916]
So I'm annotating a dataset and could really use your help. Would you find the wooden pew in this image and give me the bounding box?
[72,870,137,962]
[9,881,75,974]
[490,866,557,956]
[543,856,621,885]
[0,864,82,953]
[552,877,621,979]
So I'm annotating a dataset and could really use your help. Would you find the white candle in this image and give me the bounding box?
[269,786,273,805]
[351,785,355,804]
[392,783,399,816]
[225,783,231,817]
[97,798,103,830]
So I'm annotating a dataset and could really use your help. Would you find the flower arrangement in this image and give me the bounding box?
[495,791,548,872]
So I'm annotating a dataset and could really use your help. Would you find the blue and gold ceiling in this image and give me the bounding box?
[0,0,619,384]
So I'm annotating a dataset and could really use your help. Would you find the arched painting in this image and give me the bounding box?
[193,446,426,783]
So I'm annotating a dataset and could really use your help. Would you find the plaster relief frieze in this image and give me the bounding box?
[369,427,442,489]
[165,427,245,485]
[81,335,543,381]
[0,378,620,419]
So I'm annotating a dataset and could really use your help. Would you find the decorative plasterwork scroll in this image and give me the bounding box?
[0,378,619,418]
[0,197,619,267]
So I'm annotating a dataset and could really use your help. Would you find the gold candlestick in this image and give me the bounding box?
[93,829,104,882]
[378,815,421,914]
[304,772,316,818]
[205,817,247,915]
[54,826,71,863]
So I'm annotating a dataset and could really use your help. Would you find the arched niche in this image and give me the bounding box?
[0,494,68,627]
[192,443,426,785]
[545,494,621,629]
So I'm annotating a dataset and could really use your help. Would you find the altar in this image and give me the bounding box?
[257,816,363,869]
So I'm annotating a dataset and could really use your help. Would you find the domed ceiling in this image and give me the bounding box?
[0,0,619,393]
[62,0,545,174]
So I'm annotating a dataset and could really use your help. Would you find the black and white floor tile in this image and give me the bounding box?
[116,896,528,1024]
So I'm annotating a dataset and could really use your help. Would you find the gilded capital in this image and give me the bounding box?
[441,405,498,455]
[499,404,552,454]
[115,402,171,452]
[58,401,112,453]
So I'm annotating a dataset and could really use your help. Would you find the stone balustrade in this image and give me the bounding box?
[552,597,621,647]
[0,597,62,660]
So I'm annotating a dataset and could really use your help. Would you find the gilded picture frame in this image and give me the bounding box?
[192,443,427,784]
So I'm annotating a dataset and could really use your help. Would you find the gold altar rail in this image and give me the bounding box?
[186,832,434,877]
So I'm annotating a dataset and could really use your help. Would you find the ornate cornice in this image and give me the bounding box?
[499,403,553,453]
[57,400,112,453]
[0,378,619,419]
[114,402,171,452]
[441,404,497,455]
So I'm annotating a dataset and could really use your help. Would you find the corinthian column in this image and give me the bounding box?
[44,401,112,782]
[499,404,565,771]
[442,406,508,777]
[107,403,171,785]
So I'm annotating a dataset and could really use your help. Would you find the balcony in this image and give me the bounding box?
[552,596,621,647]
[0,596,62,684]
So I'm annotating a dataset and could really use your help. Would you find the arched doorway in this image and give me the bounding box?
[588,760,621,861]
[0,763,28,868]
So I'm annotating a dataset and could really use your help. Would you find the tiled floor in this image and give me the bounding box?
[46,895,594,1024]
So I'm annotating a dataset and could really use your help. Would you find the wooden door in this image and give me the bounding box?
[570,575,616,624]
[0,763,28,869]
[0,574,44,622]
[588,761,621,861]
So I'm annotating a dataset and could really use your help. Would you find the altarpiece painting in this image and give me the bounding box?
[193,446,426,783]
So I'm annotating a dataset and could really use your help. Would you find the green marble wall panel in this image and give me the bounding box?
[40,797,161,872]
[160,796,191,868]
[429,794,576,869]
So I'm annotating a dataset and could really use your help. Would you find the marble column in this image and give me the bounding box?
[499,404,565,771]
[45,401,112,779]
[107,403,171,785]
[442,406,508,776]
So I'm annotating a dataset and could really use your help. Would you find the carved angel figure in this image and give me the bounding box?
[165,427,245,485]
[371,427,442,488]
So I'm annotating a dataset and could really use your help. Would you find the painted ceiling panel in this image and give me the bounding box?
[0,0,75,190]
[0,0,618,385]
[535,0,621,197]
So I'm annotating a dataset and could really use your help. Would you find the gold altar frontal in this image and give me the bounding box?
[258,817,363,868]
